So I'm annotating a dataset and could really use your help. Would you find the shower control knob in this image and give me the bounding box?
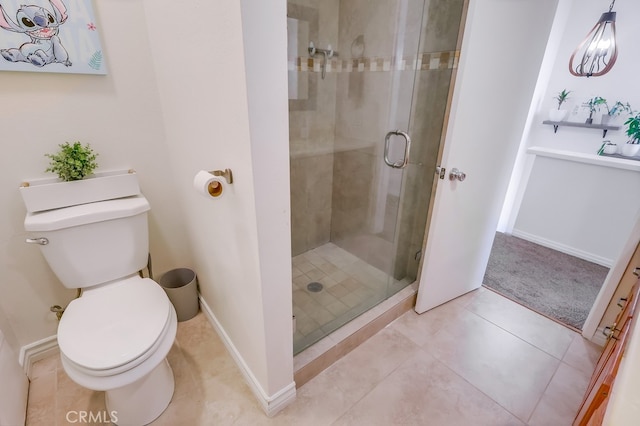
[449,168,466,182]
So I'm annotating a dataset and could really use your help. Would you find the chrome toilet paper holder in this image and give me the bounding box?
[209,169,233,184]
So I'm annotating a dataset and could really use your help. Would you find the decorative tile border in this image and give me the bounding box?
[288,50,460,73]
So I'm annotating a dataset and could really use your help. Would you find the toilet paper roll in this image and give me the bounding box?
[193,170,225,199]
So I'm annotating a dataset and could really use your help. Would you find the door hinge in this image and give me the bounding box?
[435,166,446,180]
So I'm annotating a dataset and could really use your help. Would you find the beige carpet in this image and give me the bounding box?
[482,232,609,330]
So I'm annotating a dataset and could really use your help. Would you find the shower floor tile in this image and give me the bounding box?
[292,243,391,353]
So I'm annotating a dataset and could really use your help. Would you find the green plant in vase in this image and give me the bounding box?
[554,89,571,109]
[602,101,633,125]
[624,113,640,143]
[549,89,571,122]
[582,96,607,124]
[607,101,632,117]
[45,141,99,181]
[621,112,640,157]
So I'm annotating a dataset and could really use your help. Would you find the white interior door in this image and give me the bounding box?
[415,0,561,313]
[0,330,29,426]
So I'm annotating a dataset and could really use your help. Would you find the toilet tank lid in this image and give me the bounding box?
[24,195,150,232]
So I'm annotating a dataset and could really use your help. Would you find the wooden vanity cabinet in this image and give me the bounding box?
[573,279,640,426]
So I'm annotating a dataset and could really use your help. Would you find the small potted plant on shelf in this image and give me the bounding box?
[582,96,607,124]
[622,112,640,157]
[19,141,140,213]
[549,89,571,122]
[602,101,633,125]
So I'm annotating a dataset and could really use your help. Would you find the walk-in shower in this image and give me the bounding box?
[287,0,466,354]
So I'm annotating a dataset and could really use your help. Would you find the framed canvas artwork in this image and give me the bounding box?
[0,0,106,74]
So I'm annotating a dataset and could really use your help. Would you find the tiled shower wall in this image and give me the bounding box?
[289,0,465,280]
[289,0,340,256]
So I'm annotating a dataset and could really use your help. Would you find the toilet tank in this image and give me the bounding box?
[24,195,151,289]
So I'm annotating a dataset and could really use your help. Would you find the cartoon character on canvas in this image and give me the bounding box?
[0,0,71,67]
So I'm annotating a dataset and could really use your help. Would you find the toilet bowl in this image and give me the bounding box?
[24,193,178,425]
[58,276,177,425]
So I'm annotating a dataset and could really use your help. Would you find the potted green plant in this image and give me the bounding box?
[549,89,571,122]
[19,142,140,212]
[621,112,640,157]
[582,96,607,124]
[45,141,98,181]
[602,101,632,125]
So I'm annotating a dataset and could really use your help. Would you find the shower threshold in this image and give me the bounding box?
[293,282,417,387]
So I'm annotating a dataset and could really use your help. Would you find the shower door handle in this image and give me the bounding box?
[384,130,411,169]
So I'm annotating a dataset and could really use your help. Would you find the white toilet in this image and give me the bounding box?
[24,194,177,426]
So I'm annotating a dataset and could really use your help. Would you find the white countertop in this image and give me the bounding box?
[527,146,640,172]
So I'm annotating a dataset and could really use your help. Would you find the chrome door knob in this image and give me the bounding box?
[449,168,466,182]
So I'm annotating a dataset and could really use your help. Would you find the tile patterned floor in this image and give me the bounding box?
[293,243,393,353]
[26,287,602,425]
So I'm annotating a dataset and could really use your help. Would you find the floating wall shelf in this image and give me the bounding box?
[542,120,620,138]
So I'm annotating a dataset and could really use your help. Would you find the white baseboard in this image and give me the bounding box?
[510,229,613,268]
[198,295,296,416]
[19,335,59,379]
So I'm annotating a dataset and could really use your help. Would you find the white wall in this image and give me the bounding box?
[514,154,640,266]
[0,329,28,426]
[502,0,640,264]
[1,0,292,411]
[0,306,17,354]
[142,0,294,409]
[0,0,192,349]
[239,0,295,399]
[0,305,25,425]
[527,0,640,154]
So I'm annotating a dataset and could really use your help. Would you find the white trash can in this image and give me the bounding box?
[159,268,199,322]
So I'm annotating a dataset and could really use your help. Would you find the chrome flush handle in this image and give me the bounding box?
[25,237,49,245]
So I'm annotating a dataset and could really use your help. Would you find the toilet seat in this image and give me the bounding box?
[58,275,172,376]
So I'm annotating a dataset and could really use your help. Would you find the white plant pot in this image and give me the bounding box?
[621,144,640,158]
[548,109,567,122]
[19,169,140,213]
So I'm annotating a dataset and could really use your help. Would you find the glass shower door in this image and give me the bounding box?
[288,0,466,354]
[385,0,467,296]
